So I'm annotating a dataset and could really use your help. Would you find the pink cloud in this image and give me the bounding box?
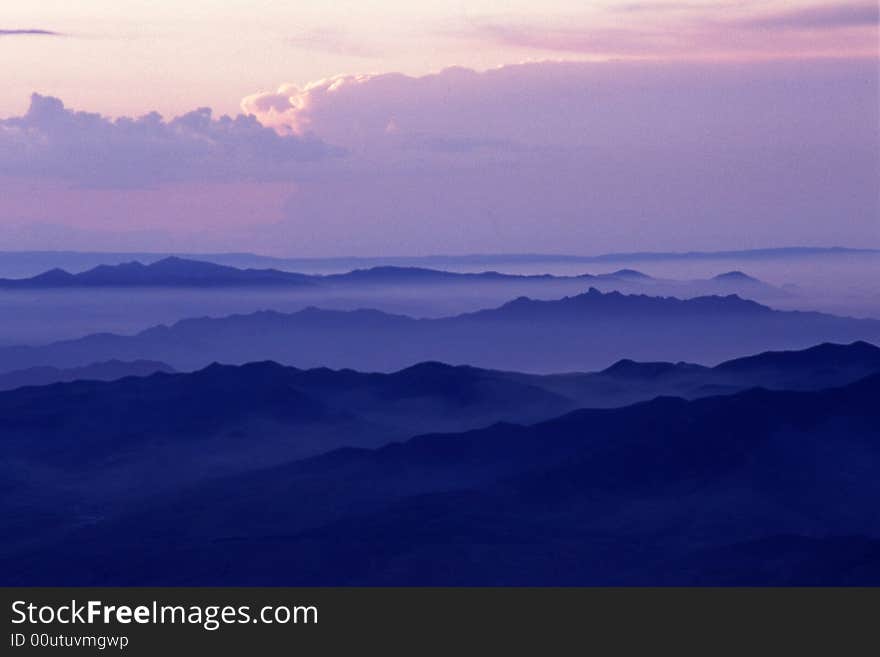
[0,94,342,188]
[239,59,879,255]
[451,3,879,59]
[2,58,877,255]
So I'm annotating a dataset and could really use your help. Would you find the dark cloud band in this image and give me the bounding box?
[0,29,63,37]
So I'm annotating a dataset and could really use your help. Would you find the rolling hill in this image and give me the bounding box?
[4,370,879,585]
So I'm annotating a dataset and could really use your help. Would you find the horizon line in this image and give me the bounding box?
[0,245,878,262]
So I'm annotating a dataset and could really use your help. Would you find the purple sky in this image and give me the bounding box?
[0,2,877,255]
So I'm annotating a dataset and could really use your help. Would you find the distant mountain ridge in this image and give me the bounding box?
[321,265,644,285]
[468,287,770,320]
[0,246,875,278]
[0,257,789,302]
[0,288,877,372]
[3,339,876,405]
[0,257,315,288]
[0,256,662,288]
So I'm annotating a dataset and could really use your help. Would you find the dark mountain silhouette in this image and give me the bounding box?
[321,265,648,285]
[1,288,877,373]
[703,270,788,298]
[322,266,556,284]
[713,340,880,386]
[608,268,652,280]
[0,359,174,392]
[713,270,761,283]
[0,256,793,300]
[4,340,878,558]
[599,359,702,378]
[1,246,874,278]
[0,358,577,553]
[465,287,771,321]
[499,340,880,406]
[0,257,315,288]
[0,258,651,288]
[0,359,572,466]
[4,372,880,585]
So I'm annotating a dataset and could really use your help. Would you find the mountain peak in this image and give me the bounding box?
[713,271,760,283]
[609,269,651,280]
[601,359,695,378]
[716,340,880,373]
[30,267,75,282]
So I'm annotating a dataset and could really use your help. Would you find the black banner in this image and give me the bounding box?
[2,588,877,655]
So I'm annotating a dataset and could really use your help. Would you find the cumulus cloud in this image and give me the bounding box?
[242,66,549,152]
[238,59,879,254]
[0,94,343,187]
[242,59,878,152]
[3,58,877,254]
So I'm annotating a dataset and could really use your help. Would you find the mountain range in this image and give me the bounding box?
[4,356,879,585]
[1,287,877,373]
[0,257,316,288]
[0,256,785,298]
[2,340,879,580]
[0,246,876,278]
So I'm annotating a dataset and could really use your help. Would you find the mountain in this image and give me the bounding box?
[607,268,652,280]
[0,359,572,467]
[320,266,648,286]
[0,258,655,289]
[701,270,789,298]
[713,270,761,283]
[5,372,879,585]
[713,340,880,386]
[0,256,794,302]
[0,359,576,554]
[0,359,174,392]
[572,340,880,400]
[1,288,877,373]
[468,340,880,409]
[0,257,315,288]
[322,266,549,284]
[1,247,875,278]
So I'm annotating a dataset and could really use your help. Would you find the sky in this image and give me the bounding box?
[0,1,878,255]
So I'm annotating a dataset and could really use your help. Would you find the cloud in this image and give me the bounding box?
[2,58,877,254]
[463,21,676,57]
[242,67,543,151]
[0,94,343,187]
[242,59,878,151]
[454,3,879,58]
[739,2,880,30]
[238,59,879,255]
[0,29,63,37]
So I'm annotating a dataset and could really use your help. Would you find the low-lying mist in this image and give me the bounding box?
[0,251,877,346]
